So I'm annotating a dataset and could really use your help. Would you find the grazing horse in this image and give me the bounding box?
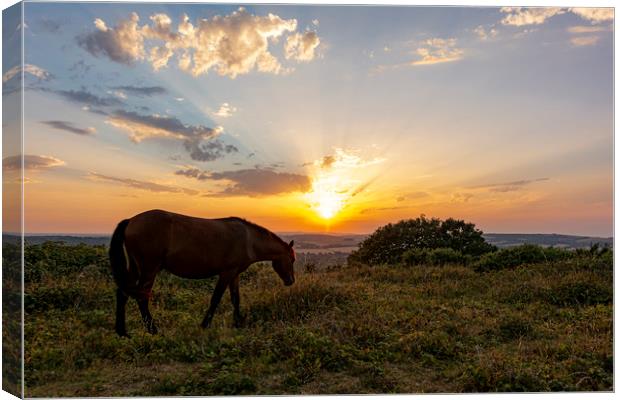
[109,209,296,337]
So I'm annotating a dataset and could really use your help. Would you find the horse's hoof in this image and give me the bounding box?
[144,320,158,335]
[116,329,131,338]
[233,318,244,328]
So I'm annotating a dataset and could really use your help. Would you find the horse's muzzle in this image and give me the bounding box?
[284,276,295,286]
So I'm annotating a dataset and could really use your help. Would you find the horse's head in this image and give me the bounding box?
[272,240,296,286]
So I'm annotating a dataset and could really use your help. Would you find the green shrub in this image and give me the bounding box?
[349,216,495,266]
[544,281,612,307]
[401,248,429,266]
[474,244,572,272]
[428,248,466,266]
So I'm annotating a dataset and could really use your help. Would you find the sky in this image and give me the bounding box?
[2,4,614,236]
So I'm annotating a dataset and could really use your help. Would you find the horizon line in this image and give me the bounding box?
[2,231,614,239]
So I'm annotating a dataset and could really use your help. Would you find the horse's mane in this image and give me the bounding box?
[228,217,288,247]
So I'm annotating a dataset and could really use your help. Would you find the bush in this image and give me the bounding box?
[402,248,468,266]
[349,216,495,266]
[428,248,466,266]
[474,244,572,272]
[401,248,429,266]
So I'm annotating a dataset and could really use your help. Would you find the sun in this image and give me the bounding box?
[306,175,348,220]
[314,190,344,219]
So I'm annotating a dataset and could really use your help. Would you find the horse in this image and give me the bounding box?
[108,209,296,337]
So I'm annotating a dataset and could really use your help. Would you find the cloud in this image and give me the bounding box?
[42,120,97,135]
[473,25,498,40]
[89,172,198,195]
[106,109,221,143]
[470,178,549,192]
[396,191,429,202]
[313,148,386,170]
[185,167,311,197]
[77,12,145,64]
[183,137,239,161]
[451,192,474,203]
[175,167,210,180]
[569,8,614,24]
[570,36,600,47]
[500,7,613,27]
[2,64,52,83]
[210,168,311,197]
[500,7,565,26]
[411,38,463,66]
[106,110,238,162]
[284,31,320,61]
[3,154,65,171]
[112,85,167,97]
[567,25,611,33]
[45,87,122,108]
[212,102,237,118]
[79,8,320,78]
[359,206,411,215]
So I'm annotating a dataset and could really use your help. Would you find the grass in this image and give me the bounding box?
[18,242,613,396]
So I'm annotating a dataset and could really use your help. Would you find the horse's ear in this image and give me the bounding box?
[289,240,294,248]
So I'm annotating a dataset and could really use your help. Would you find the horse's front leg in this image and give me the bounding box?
[229,274,243,328]
[137,296,158,334]
[201,273,231,328]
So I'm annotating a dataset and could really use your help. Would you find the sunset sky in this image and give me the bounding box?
[2,4,614,236]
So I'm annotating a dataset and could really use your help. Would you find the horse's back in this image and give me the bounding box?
[124,210,252,278]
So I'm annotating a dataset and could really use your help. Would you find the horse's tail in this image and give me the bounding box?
[109,219,131,290]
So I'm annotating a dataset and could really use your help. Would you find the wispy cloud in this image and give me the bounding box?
[567,25,612,34]
[2,64,52,83]
[42,120,96,135]
[3,154,65,171]
[411,38,463,66]
[570,36,600,47]
[105,110,238,162]
[89,172,199,195]
[111,85,167,97]
[469,178,549,192]
[106,109,220,143]
[359,205,411,215]
[42,87,122,108]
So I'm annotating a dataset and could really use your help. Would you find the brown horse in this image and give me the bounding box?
[109,209,295,337]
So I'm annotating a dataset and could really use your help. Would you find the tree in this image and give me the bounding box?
[348,215,496,266]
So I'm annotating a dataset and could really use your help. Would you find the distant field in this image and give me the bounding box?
[15,241,612,395]
[12,232,614,251]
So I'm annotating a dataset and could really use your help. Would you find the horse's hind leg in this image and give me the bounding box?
[137,296,158,334]
[115,288,130,337]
